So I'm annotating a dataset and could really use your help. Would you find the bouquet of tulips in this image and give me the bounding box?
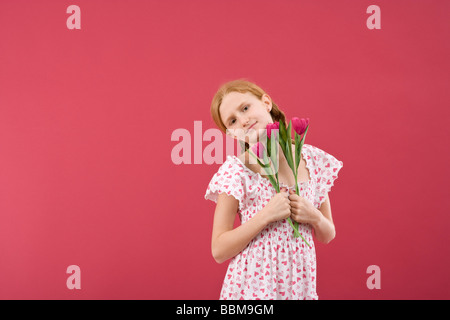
[249,117,310,247]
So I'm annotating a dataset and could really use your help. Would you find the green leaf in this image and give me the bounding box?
[287,218,300,238]
[267,134,274,159]
[256,157,271,169]
[300,125,309,147]
[269,141,279,176]
[287,121,293,144]
[275,171,279,188]
[279,120,288,144]
[295,125,309,196]
[295,133,301,174]
[266,174,280,192]
[284,139,295,173]
[248,152,280,192]
[286,218,311,247]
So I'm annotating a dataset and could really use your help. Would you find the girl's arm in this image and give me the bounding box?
[211,192,290,264]
[311,194,336,244]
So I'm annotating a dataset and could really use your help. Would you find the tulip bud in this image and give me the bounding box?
[266,122,279,139]
[251,142,265,158]
[292,117,309,136]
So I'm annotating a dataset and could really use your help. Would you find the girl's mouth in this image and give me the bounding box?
[248,122,257,131]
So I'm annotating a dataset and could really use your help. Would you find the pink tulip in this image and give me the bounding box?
[251,142,265,158]
[292,117,309,136]
[266,122,279,139]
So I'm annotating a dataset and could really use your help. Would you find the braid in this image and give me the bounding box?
[270,102,287,127]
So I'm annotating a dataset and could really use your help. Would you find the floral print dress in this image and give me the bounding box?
[204,144,343,300]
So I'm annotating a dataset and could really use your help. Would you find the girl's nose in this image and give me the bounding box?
[240,117,250,128]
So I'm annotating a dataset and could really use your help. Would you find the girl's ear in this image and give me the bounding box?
[262,94,273,112]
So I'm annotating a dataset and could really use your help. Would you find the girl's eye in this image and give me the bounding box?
[228,105,249,126]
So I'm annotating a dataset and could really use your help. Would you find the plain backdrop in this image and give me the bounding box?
[0,0,449,299]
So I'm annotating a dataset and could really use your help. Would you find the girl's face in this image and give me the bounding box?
[220,92,274,145]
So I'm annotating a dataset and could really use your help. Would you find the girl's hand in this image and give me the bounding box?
[261,188,291,224]
[288,189,320,225]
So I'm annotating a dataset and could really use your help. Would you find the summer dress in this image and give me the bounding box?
[204,144,343,300]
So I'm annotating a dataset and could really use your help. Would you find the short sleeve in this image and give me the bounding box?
[204,157,246,211]
[306,145,343,206]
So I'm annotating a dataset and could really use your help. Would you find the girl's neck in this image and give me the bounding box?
[242,143,298,174]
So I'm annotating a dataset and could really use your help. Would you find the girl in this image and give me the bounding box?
[204,79,343,300]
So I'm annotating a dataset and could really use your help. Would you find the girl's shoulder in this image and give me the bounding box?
[301,144,343,167]
[205,154,253,210]
[213,153,248,177]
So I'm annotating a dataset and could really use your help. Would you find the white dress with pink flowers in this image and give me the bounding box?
[204,144,343,300]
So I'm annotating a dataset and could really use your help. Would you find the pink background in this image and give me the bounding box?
[1,0,449,299]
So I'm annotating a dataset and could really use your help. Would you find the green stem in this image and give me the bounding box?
[286,217,300,238]
[249,149,310,247]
